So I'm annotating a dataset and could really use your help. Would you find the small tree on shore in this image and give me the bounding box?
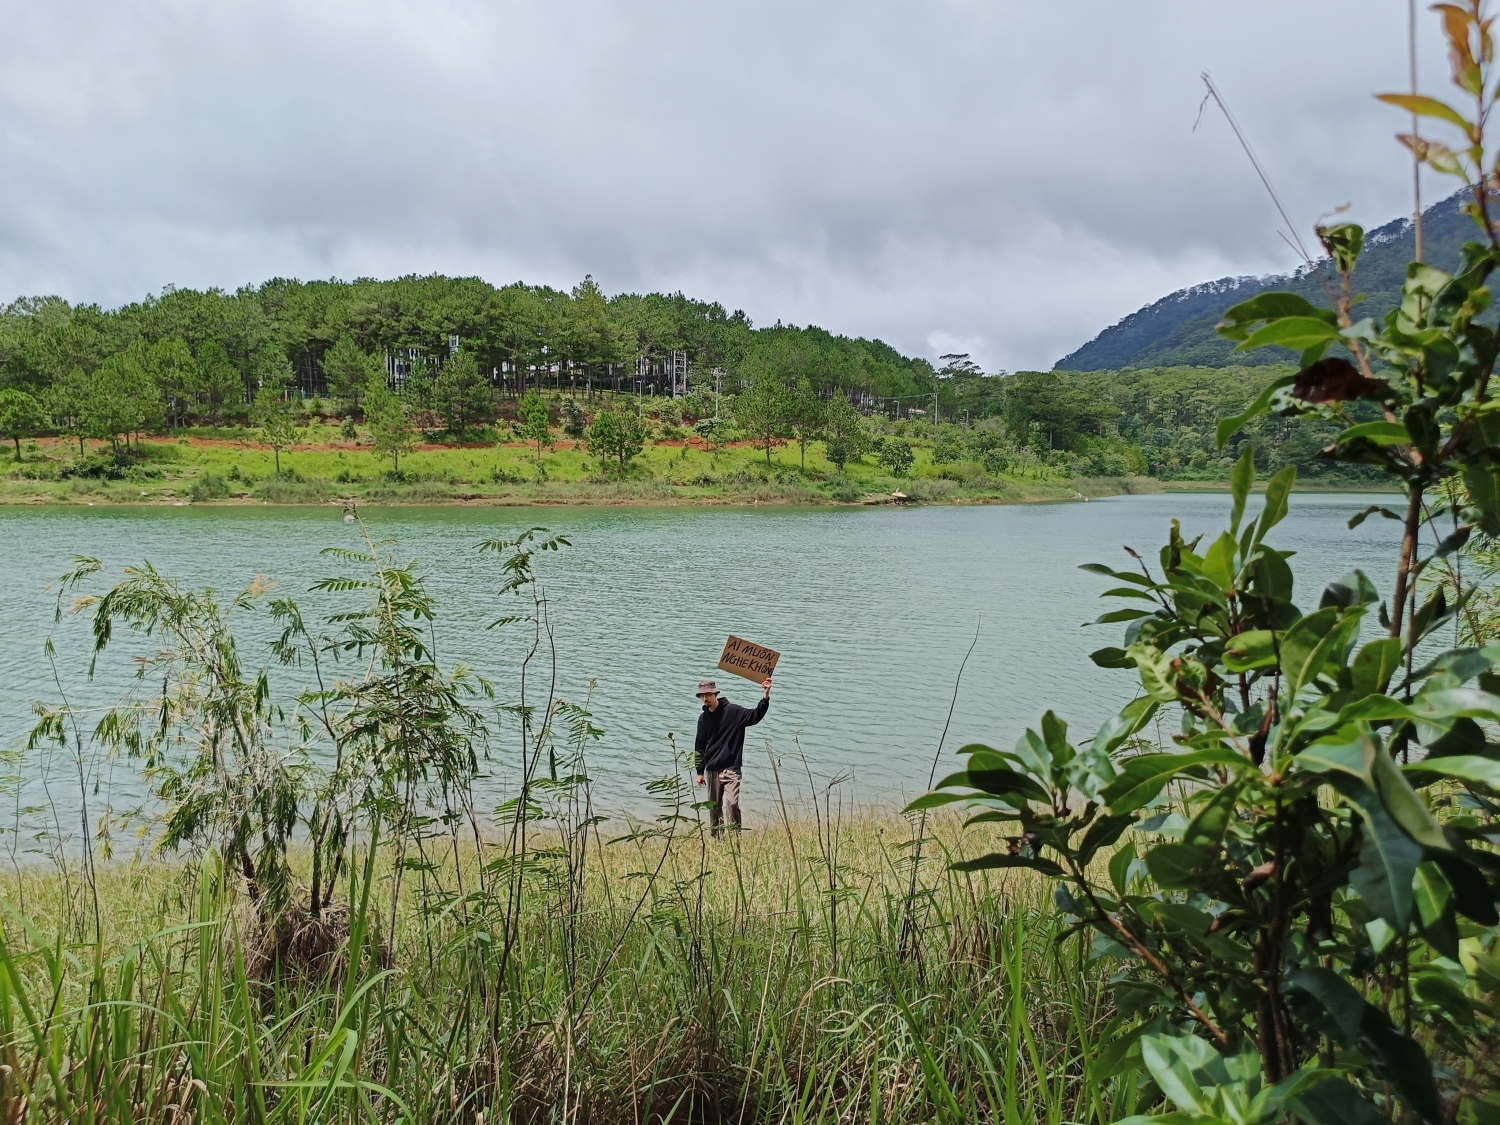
[823,393,868,472]
[561,396,587,439]
[196,341,244,425]
[517,390,552,458]
[588,404,644,473]
[736,372,790,465]
[322,335,375,417]
[876,437,914,477]
[433,352,492,439]
[788,378,824,470]
[85,347,163,453]
[251,385,300,475]
[365,376,415,474]
[0,388,46,460]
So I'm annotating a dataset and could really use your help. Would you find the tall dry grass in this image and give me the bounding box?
[0,798,1128,1125]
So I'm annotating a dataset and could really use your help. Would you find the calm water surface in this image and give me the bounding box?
[0,494,1401,825]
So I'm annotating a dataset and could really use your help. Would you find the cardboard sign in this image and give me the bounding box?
[717,635,780,683]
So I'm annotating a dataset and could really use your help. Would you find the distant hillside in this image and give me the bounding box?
[1054,190,1479,371]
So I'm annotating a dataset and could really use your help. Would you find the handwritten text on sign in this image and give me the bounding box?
[717,635,780,683]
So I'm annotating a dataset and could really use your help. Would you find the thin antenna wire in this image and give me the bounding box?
[1199,71,1316,268]
[1410,0,1424,262]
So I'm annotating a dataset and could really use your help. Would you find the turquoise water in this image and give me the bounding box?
[0,494,1401,829]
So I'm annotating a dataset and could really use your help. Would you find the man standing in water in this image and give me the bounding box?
[694,676,771,835]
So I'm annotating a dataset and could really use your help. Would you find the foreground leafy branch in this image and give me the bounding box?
[920,5,1500,1121]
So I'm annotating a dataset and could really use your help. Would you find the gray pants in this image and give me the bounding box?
[706,767,742,834]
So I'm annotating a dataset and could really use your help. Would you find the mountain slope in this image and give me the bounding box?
[1054,191,1478,371]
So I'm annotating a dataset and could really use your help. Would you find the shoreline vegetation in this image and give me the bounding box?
[0,808,1117,1124]
[0,430,1394,509]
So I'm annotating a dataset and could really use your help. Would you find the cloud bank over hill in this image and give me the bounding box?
[0,0,1456,371]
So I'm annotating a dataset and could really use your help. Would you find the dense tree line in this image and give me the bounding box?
[0,275,940,448]
[0,275,1382,485]
[1001,364,1382,480]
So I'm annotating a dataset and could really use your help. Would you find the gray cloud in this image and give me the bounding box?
[0,0,1453,368]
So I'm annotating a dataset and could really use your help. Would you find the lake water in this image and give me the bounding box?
[0,494,1402,833]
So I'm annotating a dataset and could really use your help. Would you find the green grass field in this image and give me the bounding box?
[0,423,1145,507]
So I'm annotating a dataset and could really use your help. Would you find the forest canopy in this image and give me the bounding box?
[0,276,939,415]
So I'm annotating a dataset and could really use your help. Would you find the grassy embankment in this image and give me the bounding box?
[0,426,1154,507]
[0,805,1132,1125]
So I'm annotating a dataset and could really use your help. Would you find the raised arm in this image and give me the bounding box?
[745,694,769,727]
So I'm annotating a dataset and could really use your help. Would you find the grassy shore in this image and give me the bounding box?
[0,427,1154,508]
[0,805,1134,1125]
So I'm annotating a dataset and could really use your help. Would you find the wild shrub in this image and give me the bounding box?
[187,471,230,502]
[876,438,915,477]
[922,8,1500,1118]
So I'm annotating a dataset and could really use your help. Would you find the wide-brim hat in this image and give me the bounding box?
[696,679,720,696]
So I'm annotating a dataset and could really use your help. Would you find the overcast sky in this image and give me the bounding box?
[0,1,1456,370]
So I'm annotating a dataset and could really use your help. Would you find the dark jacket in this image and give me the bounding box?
[695,694,769,774]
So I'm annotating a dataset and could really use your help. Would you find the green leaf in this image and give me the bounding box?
[1229,446,1254,535]
[1079,813,1136,865]
[1217,292,1335,338]
[1414,862,1460,960]
[1183,782,1241,849]
[1350,637,1402,696]
[1079,562,1153,586]
[1224,629,1277,673]
[1370,742,1449,851]
[1254,465,1297,542]
[1109,842,1136,896]
[1287,967,1366,1043]
[951,853,1063,877]
[1337,777,1424,930]
[1375,92,1477,134]
[1216,374,1297,447]
[1287,967,1441,1124]
[1403,753,1500,789]
[1138,1033,1216,1116]
[1144,842,1214,889]
[1098,586,1157,601]
[1299,339,1333,367]
[1413,860,1453,927]
[1319,569,1379,611]
[1409,686,1500,724]
[1299,725,1373,780]
[1200,531,1237,592]
[1040,711,1072,773]
[1233,316,1339,353]
[1463,462,1500,529]
[1128,643,1179,703]
[1279,606,1342,698]
[965,765,1053,805]
[1414,969,1472,1024]
[1095,607,1151,624]
[1102,748,1247,814]
[904,791,978,812]
[1337,420,1410,445]
[1291,1079,1386,1125]
[1093,695,1160,756]
[1347,504,1403,530]
[1336,694,1417,724]
[1089,646,1135,669]
[1405,402,1442,459]
[1431,851,1500,925]
[1008,730,1051,780]
[1252,547,1295,604]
